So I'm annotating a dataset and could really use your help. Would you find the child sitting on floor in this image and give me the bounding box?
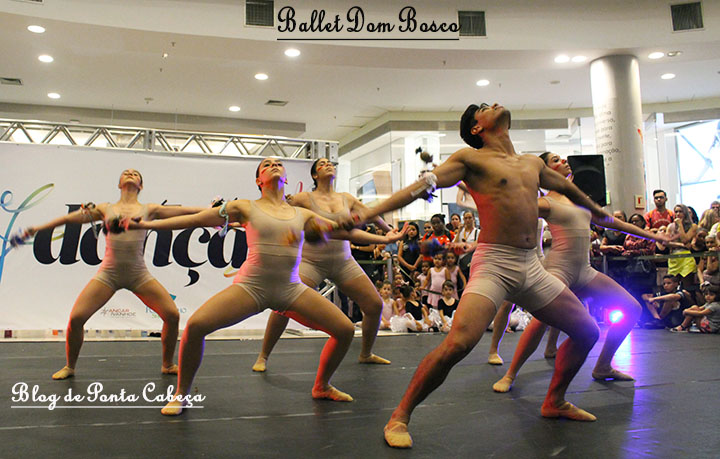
[437,281,458,333]
[672,283,720,333]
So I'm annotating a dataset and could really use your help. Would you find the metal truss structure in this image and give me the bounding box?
[0,119,338,160]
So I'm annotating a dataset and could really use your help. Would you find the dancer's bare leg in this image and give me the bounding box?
[339,274,390,364]
[253,274,317,371]
[162,285,262,415]
[282,289,355,401]
[577,273,640,381]
[492,317,548,392]
[384,293,496,448]
[531,289,600,421]
[488,301,513,365]
[544,327,561,358]
[134,279,180,373]
[253,313,290,372]
[53,280,115,380]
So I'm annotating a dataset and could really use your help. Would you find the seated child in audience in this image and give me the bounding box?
[437,281,458,333]
[672,284,720,333]
[642,274,693,328]
[390,285,434,332]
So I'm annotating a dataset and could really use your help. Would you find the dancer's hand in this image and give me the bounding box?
[338,209,366,231]
[125,217,148,230]
[386,223,410,243]
[304,217,335,245]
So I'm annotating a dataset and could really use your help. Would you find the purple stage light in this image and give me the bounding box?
[608,310,624,324]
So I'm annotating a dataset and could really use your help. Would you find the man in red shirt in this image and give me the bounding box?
[645,189,674,230]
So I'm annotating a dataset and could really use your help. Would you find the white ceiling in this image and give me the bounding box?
[1,0,719,141]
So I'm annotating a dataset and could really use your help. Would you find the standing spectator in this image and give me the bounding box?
[699,201,720,232]
[422,221,432,239]
[422,253,449,309]
[397,222,421,283]
[378,281,396,330]
[420,214,455,262]
[645,189,675,230]
[454,211,480,278]
[667,204,699,291]
[600,210,628,254]
[444,251,467,299]
[448,213,462,233]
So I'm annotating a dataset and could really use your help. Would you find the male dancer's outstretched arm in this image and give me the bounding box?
[342,153,468,226]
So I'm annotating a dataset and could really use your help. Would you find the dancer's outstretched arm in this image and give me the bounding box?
[149,204,211,220]
[592,215,670,243]
[344,151,468,226]
[132,200,250,231]
[347,194,394,232]
[346,223,409,245]
[25,203,108,236]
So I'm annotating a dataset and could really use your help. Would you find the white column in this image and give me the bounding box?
[590,55,647,213]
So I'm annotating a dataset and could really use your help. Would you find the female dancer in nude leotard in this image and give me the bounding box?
[493,153,668,393]
[20,169,206,379]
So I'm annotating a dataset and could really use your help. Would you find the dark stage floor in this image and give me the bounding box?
[1,328,719,458]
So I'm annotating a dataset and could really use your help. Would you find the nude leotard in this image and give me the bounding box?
[232,201,309,312]
[541,196,599,290]
[93,204,154,291]
[299,193,365,286]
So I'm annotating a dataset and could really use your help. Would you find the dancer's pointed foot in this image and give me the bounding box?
[492,375,514,393]
[312,385,353,402]
[52,366,75,380]
[541,401,596,421]
[384,420,413,448]
[488,353,504,365]
[161,364,178,375]
[161,397,186,416]
[252,357,267,372]
[358,354,391,365]
[592,368,634,381]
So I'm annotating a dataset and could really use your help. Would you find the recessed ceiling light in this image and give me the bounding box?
[47,92,61,99]
[27,25,45,34]
[554,54,570,63]
[228,105,241,112]
[571,55,587,63]
[661,73,676,80]
[38,55,54,63]
[667,51,682,57]
[284,48,300,57]
[255,73,268,80]
[648,52,665,59]
[476,79,490,87]
[162,53,169,59]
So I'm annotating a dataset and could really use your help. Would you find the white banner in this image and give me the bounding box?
[0,143,314,330]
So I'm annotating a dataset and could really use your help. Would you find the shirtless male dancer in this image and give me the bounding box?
[342,103,612,448]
